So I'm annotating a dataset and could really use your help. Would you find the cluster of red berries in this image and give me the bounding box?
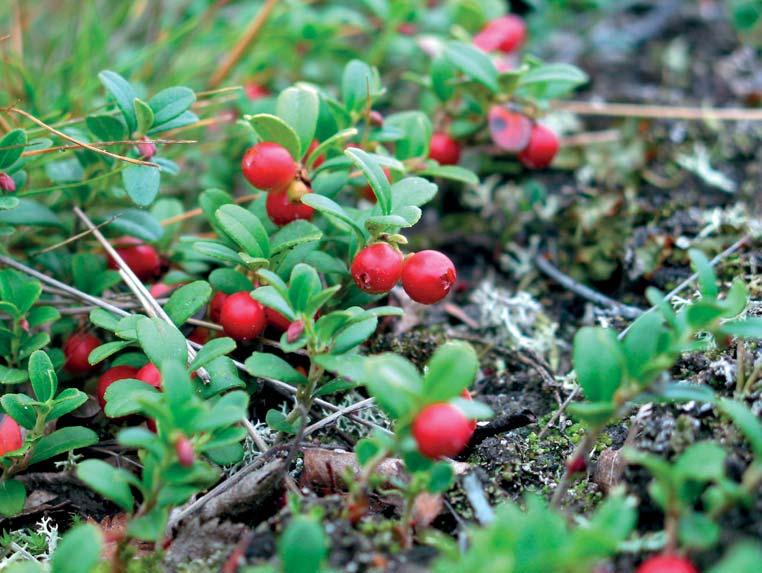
[241,141,315,227]
[412,391,476,459]
[350,244,457,305]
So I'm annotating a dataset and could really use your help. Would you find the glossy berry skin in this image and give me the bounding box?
[0,172,16,192]
[241,142,297,191]
[429,133,461,165]
[401,250,457,304]
[136,363,163,389]
[265,189,315,226]
[219,291,267,342]
[473,15,526,54]
[97,365,139,409]
[412,403,474,459]
[636,555,698,573]
[0,414,22,456]
[350,243,404,294]
[518,124,559,169]
[209,292,229,323]
[63,333,101,375]
[108,238,161,281]
[266,308,292,333]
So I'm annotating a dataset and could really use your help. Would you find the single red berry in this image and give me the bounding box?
[0,414,22,456]
[636,555,698,573]
[107,237,161,281]
[219,291,267,342]
[265,188,315,226]
[566,455,587,475]
[360,167,391,203]
[150,282,175,299]
[63,333,101,375]
[97,365,139,409]
[266,308,292,333]
[304,140,325,168]
[429,133,461,165]
[413,403,474,459]
[518,124,559,169]
[350,243,404,294]
[401,250,457,304]
[188,327,210,345]
[245,83,269,100]
[0,172,16,193]
[137,138,156,160]
[136,363,162,389]
[473,15,526,54]
[241,142,297,191]
[147,418,158,433]
[175,436,195,467]
[209,292,229,323]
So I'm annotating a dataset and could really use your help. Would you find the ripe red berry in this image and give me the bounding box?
[188,327,210,345]
[0,414,22,456]
[136,363,162,389]
[266,308,292,333]
[97,365,139,409]
[566,455,587,475]
[412,403,474,459]
[63,333,101,375]
[241,142,297,191]
[265,187,315,226]
[429,133,461,165]
[107,237,161,281]
[636,555,698,573]
[209,292,229,323]
[304,140,325,168]
[401,250,457,304]
[219,291,267,342]
[350,243,404,294]
[518,124,559,169]
[473,15,526,54]
[175,436,195,467]
[245,83,269,100]
[0,172,16,193]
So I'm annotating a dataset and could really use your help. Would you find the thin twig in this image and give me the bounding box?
[33,216,118,254]
[303,398,375,436]
[554,100,762,122]
[18,138,196,158]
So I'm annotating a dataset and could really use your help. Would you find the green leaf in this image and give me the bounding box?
[573,327,625,404]
[346,147,392,215]
[194,240,244,265]
[89,308,120,332]
[450,397,493,420]
[215,204,270,258]
[332,316,378,354]
[0,479,26,516]
[363,354,422,419]
[88,340,132,365]
[288,264,322,312]
[245,352,308,384]
[0,268,41,314]
[136,316,188,366]
[251,286,294,321]
[277,86,319,157]
[0,365,28,385]
[149,86,196,125]
[721,318,762,339]
[122,164,161,206]
[689,248,719,299]
[1,393,37,429]
[516,62,588,100]
[709,542,762,573]
[51,524,103,573]
[47,388,89,421]
[266,409,297,434]
[0,199,62,227]
[622,311,664,380]
[423,341,478,402]
[417,165,478,185]
[107,208,164,242]
[678,511,719,550]
[148,110,198,135]
[270,220,323,255]
[567,401,617,427]
[342,59,381,114]
[444,41,499,92]
[675,442,726,482]
[280,516,328,573]
[165,281,212,326]
[133,97,155,135]
[209,268,253,294]
[104,379,159,417]
[86,114,126,141]
[28,350,57,402]
[0,129,27,169]
[427,462,455,493]
[98,70,138,133]
[249,114,301,160]
[29,426,98,465]
[384,111,432,160]
[76,459,135,511]
[718,398,762,458]
[127,506,169,542]
[300,194,367,239]
[189,337,236,371]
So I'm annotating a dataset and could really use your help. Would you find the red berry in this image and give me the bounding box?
[175,436,195,467]
[150,282,175,299]
[412,403,474,459]
[97,365,139,409]
[265,188,315,226]
[350,243,404,294]
[429,133,461,165]
[473,15,526,54]
[188,327,210,345]
[219,291,267,342]
[137,138,156,160]
[63,333,101,375]
[401,250,456,304]
[518,124,559,169]
[266,308,292,333]
[107,237,161,281]
[147,418,157,433]
[136,363,162,389]
[636,555,698,573]
[0,172,16,193]
[245,83,269,100]
[209,292,229,323]
[566,455,587,475]
[0,414,22,456]
[304,140,325,168]
[241,142,297,191]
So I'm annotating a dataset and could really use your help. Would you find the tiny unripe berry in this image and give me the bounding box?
[0,172,16,193]
[219,291,267,342]
[209,292,229,323]
[0,414,22,456]
[636,555,698,573]
[266,308,292,333]
[413,403,474,459]
[265,186,315,226]
[518,124,559,169]
[241,142,297,191]
[429,133,461,165]
[136,363,162,389]
[473,15,526,54]
[175,436,195,467]
[137,138,156,160]
[97,365,139,409]
[286,320,304,343]
[369,110,384,126]
[401,250,456,304]
[63,333,101,375]
[107,237,161,281]
[350,243,404,294]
